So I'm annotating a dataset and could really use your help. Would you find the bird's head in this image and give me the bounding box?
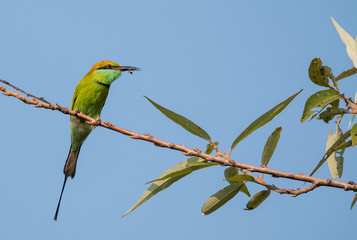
[87,60,139,86]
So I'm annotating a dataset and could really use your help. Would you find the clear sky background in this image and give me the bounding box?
[0,1,356,239]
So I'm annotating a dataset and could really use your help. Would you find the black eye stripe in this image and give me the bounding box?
[98,64,112,70]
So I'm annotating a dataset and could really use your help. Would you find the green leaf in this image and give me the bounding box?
[351,123,357,146]
[145,96,211,141]
[318,108,348,123]
[224,167,238,183]
[336,67,357,81]
[323,66,339,90]
[124,156,215,216]
[300,89,341,123]
[201,183,243,215]
[230,90,301,151]
[224,167,251,197]
[308,58,329,87]
[334,140,352,151]
[205,142,219,154]
[326,128,344,179]
[226,175,255,182]
[146,157,217,184]
[351,193,357,210]
[244,190,271,210]
[261,127,282,166]
[310,129,351,176]
[186,161,219,167]
[146,142,219,184]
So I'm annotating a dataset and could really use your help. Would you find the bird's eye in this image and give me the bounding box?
[106,64,111,69]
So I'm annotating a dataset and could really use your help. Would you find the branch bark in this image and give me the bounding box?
[1,80,357,196]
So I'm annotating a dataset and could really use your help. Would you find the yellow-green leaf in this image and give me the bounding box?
[231,90,301,151]
[244,190,271,210]
[186,161,219,167]
[146,157,217,184]
[261,127,282,166]
[124,156,215,216]
[351,123,357,146]
[300,89,341,123]
[201,183,243,215]
[308,58,329,87]
[336,67,357,81]
[351,193,357,210]
[145,96,211,141]
[333,140,352,152]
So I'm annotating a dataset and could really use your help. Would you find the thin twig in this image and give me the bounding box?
[0,79,51,104]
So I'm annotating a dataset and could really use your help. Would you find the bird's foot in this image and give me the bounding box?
[102,121,112,128]
[86,118,101,126]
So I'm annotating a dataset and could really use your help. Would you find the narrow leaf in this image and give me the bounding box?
[261,127,282,166]
[146,157,217,184]
[334,140,352,151]
[224,167,251,197]
[147,143,219,184]
[300,89,341,123]
[187,162,219,167]
[201,183,243,215]
[336,67,357,81]
[351,193,357,210]
[308,58,329,87]
[331,17,357,69]
[226,175,255,182]
[351,123,357,146]
[310,130,351,176]
[124,156,215,216]
[244,190,271,210]
[145,96,211,141]
[230,90,301,151]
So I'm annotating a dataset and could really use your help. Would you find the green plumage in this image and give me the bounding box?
[54,61,139,221]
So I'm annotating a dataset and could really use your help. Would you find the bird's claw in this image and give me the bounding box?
[102,121,112,128]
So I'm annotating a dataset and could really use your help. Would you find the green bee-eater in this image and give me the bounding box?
[54,60,139,220]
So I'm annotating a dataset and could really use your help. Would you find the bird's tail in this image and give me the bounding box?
[64,145,81,178]
[54,145,81,221]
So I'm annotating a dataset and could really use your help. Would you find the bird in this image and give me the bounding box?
[54,60,139,221]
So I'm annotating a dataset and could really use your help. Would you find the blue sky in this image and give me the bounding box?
[0,1,356,239]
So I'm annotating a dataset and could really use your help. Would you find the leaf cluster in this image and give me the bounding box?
[300,18,357,208]
[124,91,299,216]
[124,17,357,216]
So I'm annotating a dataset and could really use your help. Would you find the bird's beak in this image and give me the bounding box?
[113,66,140,74]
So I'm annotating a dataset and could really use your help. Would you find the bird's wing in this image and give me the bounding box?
[71,84,81,111]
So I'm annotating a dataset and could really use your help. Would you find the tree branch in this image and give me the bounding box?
[1,80,357,196]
